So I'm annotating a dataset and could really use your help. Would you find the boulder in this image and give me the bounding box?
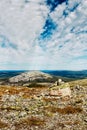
[49,83,71,97]
[58,87,71,97]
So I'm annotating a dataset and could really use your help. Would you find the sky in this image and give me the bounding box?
[0,0,87,70]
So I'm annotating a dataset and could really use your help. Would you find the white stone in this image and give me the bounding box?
[59,87,71,97]
[49,87,71,97]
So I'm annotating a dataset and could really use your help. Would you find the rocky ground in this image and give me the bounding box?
[0,80,87,130]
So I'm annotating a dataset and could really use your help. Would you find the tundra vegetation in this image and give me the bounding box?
[0,73,87,130]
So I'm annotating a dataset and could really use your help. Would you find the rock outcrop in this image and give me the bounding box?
[9,71,53,83]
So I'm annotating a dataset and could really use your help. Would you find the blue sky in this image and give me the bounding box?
[0,0,87,70]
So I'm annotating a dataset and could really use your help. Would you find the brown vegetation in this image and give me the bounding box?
[69,79,87,87]
[0,85,47,99]
[43,97,58,102]
[44,105,83,114]
[15,117,45,129]
[0,120,8,128]
[0,81,86,130]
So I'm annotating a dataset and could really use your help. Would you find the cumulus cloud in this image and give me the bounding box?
[38,0,87,70]
[0,0,49,49]
[0,0,87,70]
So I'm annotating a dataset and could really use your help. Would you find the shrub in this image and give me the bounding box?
[28,82,47,88]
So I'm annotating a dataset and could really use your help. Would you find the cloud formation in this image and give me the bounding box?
[0,0,87,70]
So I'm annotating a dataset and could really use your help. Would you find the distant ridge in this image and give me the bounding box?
[0,70,87,82]
[43,70,87,79]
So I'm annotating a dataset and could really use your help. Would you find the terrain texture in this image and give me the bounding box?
[0,78,87,130]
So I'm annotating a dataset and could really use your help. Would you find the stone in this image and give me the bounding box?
[49,87,71,97]
[75,85,80,90]
[49,90,62,96]
[59,87,71,97]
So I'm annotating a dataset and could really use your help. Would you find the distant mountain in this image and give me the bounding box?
[0,70,25,81]
[43,70,87,79]
[9,71,53,83]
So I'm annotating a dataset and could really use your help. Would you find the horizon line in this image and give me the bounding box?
[0,69,87,71]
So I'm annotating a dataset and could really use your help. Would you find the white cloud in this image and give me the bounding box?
[0,0,87,70]
[38,0,87,70]
[0,0,49,50]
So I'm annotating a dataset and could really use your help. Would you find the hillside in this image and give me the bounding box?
[43,70,87,79]
[9,71,53,83]
[69,78,87,87]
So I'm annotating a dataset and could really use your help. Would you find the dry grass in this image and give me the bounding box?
[44,105,83,114]
[56,120,80,128]
[15,116,45,129]
[69,79,87,87]
[0,85,47,99]
[0,120,8,128]
[43,97,58,102]
[64,120,80,125]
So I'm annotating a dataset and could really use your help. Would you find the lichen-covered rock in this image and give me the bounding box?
[59,87,71,97]
[49,87,71,97]
[49,83,71,97]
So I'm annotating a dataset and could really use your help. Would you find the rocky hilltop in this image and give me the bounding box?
[9,71,53,83]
